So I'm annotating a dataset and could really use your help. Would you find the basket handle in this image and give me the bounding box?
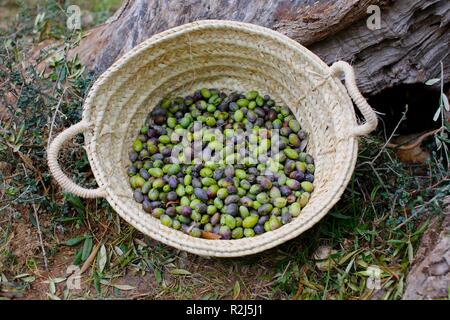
[330,61,378,136]
[47,121,107,198]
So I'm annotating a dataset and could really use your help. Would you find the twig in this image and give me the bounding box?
[386,129,440,150]
[47,87,67,151]
[32,204,49,270]
[371,105,409,165]
[80,242,101,274]
[409,179,450,197]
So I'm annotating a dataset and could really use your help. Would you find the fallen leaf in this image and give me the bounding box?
[62,235,86,246]
[313,246,337,271]
[387,129,440,164]
[81,237,93,261]
[97,244,107,274]
[170,268,191,276]
[21,276,35,283]
[46,293,61,300]
[232,281,240,299]
[112,284,135,291]
[49,280,56,295]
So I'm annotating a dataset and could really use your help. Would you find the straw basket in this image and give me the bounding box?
[48,20,377,257]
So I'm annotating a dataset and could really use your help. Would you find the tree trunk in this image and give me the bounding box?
[74,0,450,95]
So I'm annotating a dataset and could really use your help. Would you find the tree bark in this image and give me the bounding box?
[74,0,450,95]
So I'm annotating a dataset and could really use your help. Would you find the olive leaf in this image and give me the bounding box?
[97,244,107,274]
[112,284,135,291]
[81,237,93,261]
[170,268,191,276]
[62,235,87,246]
[433,106,441,122]
[442,93,449,111]
[425,78,440,85]
[232,281,240,299]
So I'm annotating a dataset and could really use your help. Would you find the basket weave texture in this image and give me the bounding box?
[48,20,377,257]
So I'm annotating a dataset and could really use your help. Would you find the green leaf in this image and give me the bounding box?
[63,193,85,215]
[28,210,37,228]
[435,136,442,150]
[93,272,101,295]
[412,220,429,237]
[425,78,440,85]
[169,268,191,276]
[49,280,56,295]
[232,281,240,299]
[62,235,86,246]
[21,276,36,283]
[97,244,107,274]
[433,107,441,122]
[442,93,449,111]
[112,284,135,291]
[73,248,83,266]
[81,237,93,261]
[154,269,162,285]
[407,242,414,264]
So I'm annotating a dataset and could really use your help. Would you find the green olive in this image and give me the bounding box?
[242,215,258,228]
[231,227,244,239]
[301,181,314,193]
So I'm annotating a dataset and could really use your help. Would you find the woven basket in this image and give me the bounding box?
[48,20,377,257]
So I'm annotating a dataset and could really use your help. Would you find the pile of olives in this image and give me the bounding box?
[128,89,315,239]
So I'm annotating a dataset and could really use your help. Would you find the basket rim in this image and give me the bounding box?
[81,19,359,257]
[82,20,335,122]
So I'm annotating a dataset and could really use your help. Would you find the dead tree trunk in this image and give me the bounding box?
[73,0,450,95]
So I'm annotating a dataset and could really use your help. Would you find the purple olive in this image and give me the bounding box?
[168,176,178,189]
[254,224,265,235]
[225,203,239,216]
[142,200,152,213]
[227,185,238,194]
[127,166,137,176]
[210,212,221,225]
[224,166,235,177]
[212,225,221,234]
[166,207,177,217]
[281,212,292,224]
[195,203,207,214]
[181,206,192,217]
[139,168,150,180]
[133,190,144,203]
[167,191,178,201]
[224,195,240,205]
[192,178,202,188]
[258,176,273,190]
[194,188,208,201]
[129,151,138,162]
[258,215,269,225]
[289,171,305,181]
[305,173,314,183]
[280,186,291,196]
[213,169,224,180]
[150,201,161,209]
